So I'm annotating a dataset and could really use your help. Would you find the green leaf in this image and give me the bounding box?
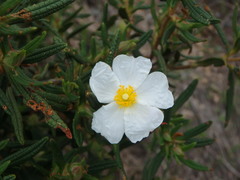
[101,23,109,47]
[28,93,72,139]
[150,0,158,24]
[225,70,235,127]
[142,150,165,180]
[102,3,108,25]
[11,67,52,86]
[181,0,219,25]
[90,37,97,58]
[154,50,167,73]
[36,90,75,104]
[178,156,210,171]
[21,31,47,54]
[23,43,67,64]
[82,174,98,180]
[170,117,190,126]
[119,40,136,54]
[129,24,145,34]
[232,4,240,38]
[65,50,86,64]
[87,94,102,111]
[7,75,31,100]
[67,23,92,39]
[171,79,198,114]
[167,0,179,8]
[0,24,37,36]
[134,30,153,50]
[0,89,12,115]
[118,7,129,20]
[213,23,229,52]
[2,174,16,180]
[105,31,120,65]
[161,22,175,46]
[181,142,196,151]
[0,137,49,166]
[179,30,205,42]
[0,161,11,175]
[6,87,24,145]
[50,139,65,171]
[108,0,119,8]
[186,138,215,147]
[178,121,212,140]
[232,36,240,54]
[3,50,26,67]
[0,0,21,16]
[62,6,82,27]
[9,0,74,23]
[132,5,150,13]
[0,139,9,151]
[197,57,225,67]
[88,160,118,174]
[72,112,83,147]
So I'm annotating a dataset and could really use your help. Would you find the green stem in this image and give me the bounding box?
[113,144,127,179]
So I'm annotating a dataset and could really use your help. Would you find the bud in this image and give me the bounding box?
[118,40,136,53]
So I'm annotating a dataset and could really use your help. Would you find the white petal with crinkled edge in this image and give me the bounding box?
[112,55,152,89]
[136,72,174,109]
[90,62,120,103]
[92,102,125,144]
[124,104,164,143]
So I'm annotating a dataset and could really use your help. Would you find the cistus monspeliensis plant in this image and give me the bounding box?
[0,0,239,179]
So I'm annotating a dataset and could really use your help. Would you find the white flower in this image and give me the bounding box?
[89,54,174,144]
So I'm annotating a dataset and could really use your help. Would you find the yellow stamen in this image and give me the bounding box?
[114,85,137,107]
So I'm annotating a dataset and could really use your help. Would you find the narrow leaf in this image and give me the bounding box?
[0,139,9,151]
[0,137,49,166]
[0,24,37,36]
[142,150,165,180]
[0,161,11,175]
[197,57,225,67]
[178,121,212,140]
[186,138,215,147]
[150,0,158,24]
[178,156,209,171]
[232,4,240,38]
[67,23,92,39]
[135,30,153,50]
[105,31,120,65]
[2,174,16,180]
[88,160,118,174]
[72,112,83,147]
[171,79,198,114]
[0,0,21,16]
[6,87,24,145]
[21,31,47,54]
[225,70,235,127]
[182,0,219,25]
[23,43,67,64]
[101,23,109,47]
[154,50,167,73]
[180,30,205,42]
[213,23,229,52]
[8,0,74,23]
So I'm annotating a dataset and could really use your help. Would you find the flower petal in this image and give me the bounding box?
[112,55,152,88]
[136,72,174,109]
[124,104,164,143]
[90,62,120,103]
[92,102,125,144]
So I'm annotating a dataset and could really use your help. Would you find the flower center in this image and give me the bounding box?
[114,85,137,107]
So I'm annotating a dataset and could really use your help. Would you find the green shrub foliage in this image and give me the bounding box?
[0,0,239,179]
